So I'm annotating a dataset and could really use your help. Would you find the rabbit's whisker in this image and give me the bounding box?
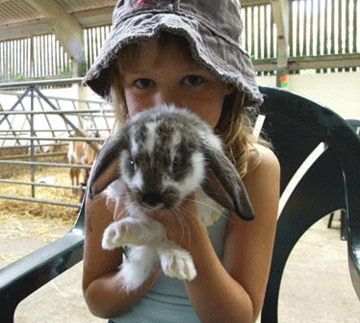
[114,204,127,219]
[88,194,110,210]
[174,204,201,246]
[172,208,188,244]
[184,197,223,215]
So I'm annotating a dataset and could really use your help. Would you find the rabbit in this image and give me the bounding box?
[87,104,255,292]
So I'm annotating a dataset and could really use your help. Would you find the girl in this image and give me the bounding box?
[83,0,280,322]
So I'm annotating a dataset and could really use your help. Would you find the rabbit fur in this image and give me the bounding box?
[88,105,254,291]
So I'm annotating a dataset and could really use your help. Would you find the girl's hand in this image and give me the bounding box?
[145,194,208,250]
[110,198,126,221]
[83,192,162,318]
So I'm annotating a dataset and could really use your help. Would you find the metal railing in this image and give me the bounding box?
[0,78,114,208]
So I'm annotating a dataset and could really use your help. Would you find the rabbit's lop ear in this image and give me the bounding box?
[88,132,128,199]
[200,142,255,221]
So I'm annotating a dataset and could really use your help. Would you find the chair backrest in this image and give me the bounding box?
[258,86,360,322]
[346,119,360,135]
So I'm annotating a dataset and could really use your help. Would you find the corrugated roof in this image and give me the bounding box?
[0,0,117,41]
[60,0,117,13]
[0,0,42,25]
[0,0,267,42]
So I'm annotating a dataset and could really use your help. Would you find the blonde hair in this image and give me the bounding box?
[109,32,270,177]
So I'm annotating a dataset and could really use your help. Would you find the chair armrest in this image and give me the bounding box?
[0,212,85,322]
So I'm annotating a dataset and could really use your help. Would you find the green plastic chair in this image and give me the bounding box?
[259,87,360,322]
[327,119,360,236]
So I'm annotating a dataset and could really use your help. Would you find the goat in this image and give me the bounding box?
[67,129,100,194]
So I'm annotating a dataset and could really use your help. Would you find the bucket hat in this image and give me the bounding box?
[84,0,263,108]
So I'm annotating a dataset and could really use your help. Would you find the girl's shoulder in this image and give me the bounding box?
[243,143,281,194]
[252,143,280,172]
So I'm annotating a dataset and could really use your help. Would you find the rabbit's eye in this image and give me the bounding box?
[129,158,135,171]
[173,157,180,173]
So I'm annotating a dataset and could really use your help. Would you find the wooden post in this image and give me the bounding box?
[271,0,290,87]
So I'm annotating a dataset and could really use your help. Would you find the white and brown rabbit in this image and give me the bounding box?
[88,105,254,291]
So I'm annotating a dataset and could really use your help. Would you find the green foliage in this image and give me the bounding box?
[57,63,72,76]
[13,73,26,82]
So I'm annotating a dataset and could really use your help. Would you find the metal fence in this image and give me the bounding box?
[0,0,359,82]
[0,79,114,208]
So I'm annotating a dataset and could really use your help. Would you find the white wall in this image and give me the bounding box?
[257,71,360,120]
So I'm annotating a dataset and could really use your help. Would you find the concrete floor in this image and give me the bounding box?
[272,216,359,323]
[1,213,359,322]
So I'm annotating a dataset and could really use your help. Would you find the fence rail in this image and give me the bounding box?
[0,194,81,208]
[0,179,81,190]
[0,160,92,168]
[0,79,113,208]
[0,0,359,82]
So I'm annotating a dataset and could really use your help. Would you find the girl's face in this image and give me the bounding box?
[119,39,233,128]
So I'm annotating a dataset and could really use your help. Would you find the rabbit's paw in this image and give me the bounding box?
[159,248,197,281]
[102,220,139,249]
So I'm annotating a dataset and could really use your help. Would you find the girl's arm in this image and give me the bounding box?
[156,144,280,322]
[82,194,161,318]
[222,145,280,320]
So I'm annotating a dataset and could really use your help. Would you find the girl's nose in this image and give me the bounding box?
[154,89,182,107]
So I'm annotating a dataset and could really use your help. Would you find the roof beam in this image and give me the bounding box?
[252,53,360,72]
[241,0,269,6]
[24,0,85,64]
[0,19,50,41]
[288,53,360,70]
[72,7,113,28]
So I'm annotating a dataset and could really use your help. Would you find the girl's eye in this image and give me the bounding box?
[182,75,204,86]
[134,78,154,89]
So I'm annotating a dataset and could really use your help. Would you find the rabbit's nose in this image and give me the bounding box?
[141,192,163,207]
